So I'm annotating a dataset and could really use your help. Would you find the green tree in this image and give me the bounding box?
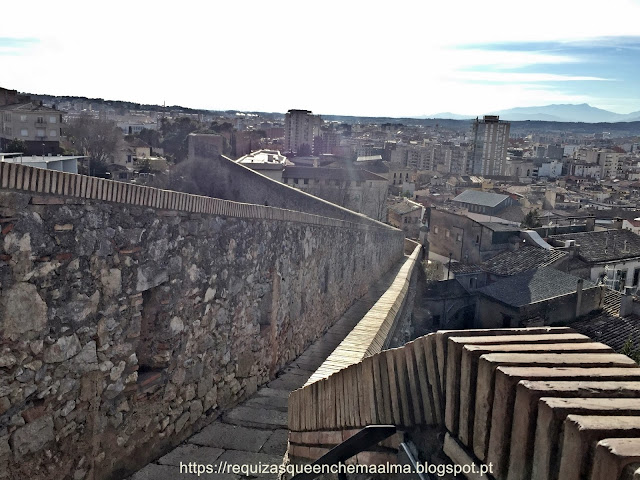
[137,128,161,148]
[620,337,640,364]
[5,138,27,153]
[160,117,200,162]
[521,209,542,228]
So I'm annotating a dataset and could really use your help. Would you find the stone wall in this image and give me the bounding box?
[0,163,404,480]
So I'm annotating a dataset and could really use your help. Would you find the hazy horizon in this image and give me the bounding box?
[3,0,640,118]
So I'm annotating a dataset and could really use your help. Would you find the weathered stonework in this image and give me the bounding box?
[0,189,403,480]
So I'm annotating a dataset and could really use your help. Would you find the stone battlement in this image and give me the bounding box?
[288,327,640,480]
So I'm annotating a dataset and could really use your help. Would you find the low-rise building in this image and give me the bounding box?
[282,166,388,221]
[451,189,517,215]
[387,199,424,238]
[548,229,640,293]
[236,149,290,181]
[475,267,605,328]
[0,102,64,155]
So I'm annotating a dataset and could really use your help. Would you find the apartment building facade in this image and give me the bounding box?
[468,115,510,176]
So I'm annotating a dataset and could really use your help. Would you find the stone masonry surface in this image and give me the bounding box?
[0,178,403,480]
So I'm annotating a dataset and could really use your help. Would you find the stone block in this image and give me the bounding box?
[478,367,640,468]
[558,416,640,480]
[435,327,573,403]
[445,333,589,435]
[589,438,640,480]
[10,414,54,460]
[507,383,640,480]
[442,432,491,480]
[532,398,640,480]
[459,342,611,449]
[475,353,637,480]
[0,282,48,340]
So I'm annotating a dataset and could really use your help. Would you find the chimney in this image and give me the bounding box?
[620,292,634,317]
[575,278,584,319]
[585,214,595,232]
[612,217,623,230]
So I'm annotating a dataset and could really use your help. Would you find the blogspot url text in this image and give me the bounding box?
[179,460,493,477]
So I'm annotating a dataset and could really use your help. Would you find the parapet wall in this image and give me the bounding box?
[209,155,392,228]
[0,163,404,480]
[288,327,640,480]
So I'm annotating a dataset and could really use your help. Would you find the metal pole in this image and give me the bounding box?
[447,252,452,280]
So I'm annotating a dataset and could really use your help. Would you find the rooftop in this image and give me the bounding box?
[480,245,567,276]
[237,149,290,166]
[477,267,596,308]
[283,166,387,182]
[388,199,423,216]
[570,289,640,351]
[0,102,63,113]
[452,189,509,207]
[549,229,640,263]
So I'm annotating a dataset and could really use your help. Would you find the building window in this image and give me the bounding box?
[20,115,27,122]
[49,130,57,137]
[434,227,439,234]
[303,178,309,185]
[49,116,57,123]
[294,178,299,184]
[21,129,28,137]
[37,129,45,137]
[36,116,44,124]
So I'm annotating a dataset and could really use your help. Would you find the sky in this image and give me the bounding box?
[2,0,640,118]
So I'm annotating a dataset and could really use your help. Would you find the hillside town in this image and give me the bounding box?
[3,82,640,480]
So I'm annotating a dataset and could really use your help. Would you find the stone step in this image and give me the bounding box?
[245,395,289,412]
[557,416,640,480]
[590,438,640,480]
[188,422,272,452]
[223,405,288,429]
[458,342,613,448]
[505,382,640,480]
[444,333,592,435]
[131,463,239,480]
[531,398,640,480]
[157,444,224,467]
[216,449,287,479]
[476,367,640,469]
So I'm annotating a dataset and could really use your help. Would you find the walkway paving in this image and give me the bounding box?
[130,257,407,480]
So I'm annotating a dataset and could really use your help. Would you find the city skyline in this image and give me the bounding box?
[2,0,640,117]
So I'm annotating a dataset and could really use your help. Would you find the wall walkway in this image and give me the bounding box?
[129,248,415,480]
[0,162,404,480]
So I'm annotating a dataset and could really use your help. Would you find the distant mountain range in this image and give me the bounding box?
[421,104,640,123]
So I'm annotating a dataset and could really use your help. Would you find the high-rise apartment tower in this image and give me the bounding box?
[284,109,322,154]
[468,115,510,175]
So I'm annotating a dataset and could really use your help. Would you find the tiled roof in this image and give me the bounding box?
[0,102,63,113]
[549,229,640,263]
[570,289,640,352]
[389,200,422,216]
[480,246,567,276]
[452,189,509,207]
[449,263,484,275]
[283,166,387,182]
[477,267,596,308]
